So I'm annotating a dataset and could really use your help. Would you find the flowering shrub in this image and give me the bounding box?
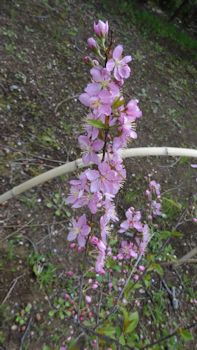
[66,19,161,276]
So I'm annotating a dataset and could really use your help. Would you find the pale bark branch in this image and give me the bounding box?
[0,147,197,204]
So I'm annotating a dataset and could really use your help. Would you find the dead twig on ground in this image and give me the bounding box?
[19,316,33,350]
[1,274,25,305]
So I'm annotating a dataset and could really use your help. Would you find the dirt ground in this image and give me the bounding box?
[0,0,197,349]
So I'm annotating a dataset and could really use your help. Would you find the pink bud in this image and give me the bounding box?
[108,282,113,289]
[66,271,74,277]
[94,20,109,37]
[87,37,97,49]
[64,293,70,300]
[85,295,92,304]
[193,218,197,223]
[134,274,139,281]
[83,56,91,64]
[139,265,145,272]
[70,243,76,249]
[92,282,98,289]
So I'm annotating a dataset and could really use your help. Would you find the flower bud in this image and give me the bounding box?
[94,20,109,37]
[85,295,92,304]
[87,37,97,49]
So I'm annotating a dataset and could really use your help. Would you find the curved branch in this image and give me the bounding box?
[0,147,197,204]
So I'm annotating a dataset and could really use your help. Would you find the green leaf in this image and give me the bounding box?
[119,334,126,345]
[113,97,125,109]
[46,202,53,208]
[125,311,139,334]
[87,119,106,129]
[149,263,164,276]
[179,329,193,342]
[97,325,115,337]
[48,310,55,318]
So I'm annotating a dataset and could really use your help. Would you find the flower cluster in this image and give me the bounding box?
[66,20,144,274]
[117,207,150,259]
[146,180,162,219]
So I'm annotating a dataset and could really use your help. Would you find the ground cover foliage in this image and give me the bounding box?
[0,0,197,349]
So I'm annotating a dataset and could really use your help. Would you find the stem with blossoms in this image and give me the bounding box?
[66,20,155,276]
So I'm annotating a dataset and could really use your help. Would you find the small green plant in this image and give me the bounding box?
[49,297,73,320]
[38,128,61,150]
[162,196,182,220]
[4,43,16,55]
[46,192,71,218]
[15,303,32,326]
[28,253,56,288]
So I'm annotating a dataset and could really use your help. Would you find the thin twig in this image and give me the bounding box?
[54,94,79,113]
[0,219,33,243]
[19,316,33,350]
[140,322,197,349]
[161,258,197,266]
[1,274,25,305]
[77,234,91,322]
[0,144,65,164]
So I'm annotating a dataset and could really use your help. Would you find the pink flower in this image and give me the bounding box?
[106,45,132,81]
[149,180,161,196]
[79,89,113,116]
[66,172,88,208]
[117,240,138,260]
[89,67,120,98]
[82,191,102,214]
[94,20,109,37]
[86,162,119,195]
[87,37,97,50]
[90,236,106,274]
[119,114,138,140]
[151,200,161,216]
[119,207,143,233]
[125,99,142,120]
[78,135,104,165]
[67,214,91,248]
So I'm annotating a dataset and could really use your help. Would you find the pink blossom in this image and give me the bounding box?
[151,200,162,216]
[79,89,113,116]
[94,20,109,37]
[82,191,102,214]
[119,114,138,140]
[117,240,138,260]
[89,66,120,98]
[149,180,161,196]
[78,135,104,165]
[125,99,142,120]
[106,45,132,81]
[90,236,106,274]
[66,172,88,208]
[119,207,143,233]
[67,214,91,247]
[84,122,99,140]
[100,215,110,244]
[86,162,119,195]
